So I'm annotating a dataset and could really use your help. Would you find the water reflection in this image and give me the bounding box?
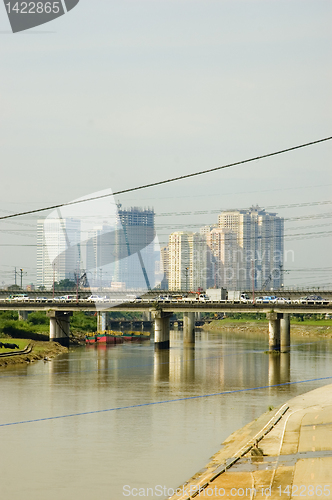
[183,347,195,382]
[1,329,331,500]
[154,350,170,383]
[268,353,290,388]
[153,344,195,391]
[280,353,291,383]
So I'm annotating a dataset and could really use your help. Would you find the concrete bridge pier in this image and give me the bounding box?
[47,311,72,347]
[97,312,107,332]
[153,311,171,350]
[183,312,195,345]
[142,311,152,321]
[267,312,283,351]
[280,313,291,352]
[18,310,28,321]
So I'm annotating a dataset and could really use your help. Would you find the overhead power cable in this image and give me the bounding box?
[1,211,331,238]
[0,136,331,221]
[1,227,332,246]
[1,376,332,427]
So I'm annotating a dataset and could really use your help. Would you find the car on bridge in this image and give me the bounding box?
[180,295,199,302]
[293,295,329,305]
[255,296,276,304]
[86,295,107,302]
[57,295,77,302]
[7,294,31,302]
[35,296,53,303]
[124,295,143,303]
[272,297,291,305]
[156,295,177,303]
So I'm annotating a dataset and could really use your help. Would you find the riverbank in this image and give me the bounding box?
[203,319,332,338]
[168,383,332,499]
[0,339,68,367]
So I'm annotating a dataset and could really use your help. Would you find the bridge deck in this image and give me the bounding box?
[0,301,331,314]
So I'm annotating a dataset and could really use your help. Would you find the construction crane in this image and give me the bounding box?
[261,264,283,291]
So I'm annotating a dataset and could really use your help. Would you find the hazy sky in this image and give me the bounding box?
[0,0,331,288]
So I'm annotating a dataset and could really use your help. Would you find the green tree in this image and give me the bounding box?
[54,279,76,291]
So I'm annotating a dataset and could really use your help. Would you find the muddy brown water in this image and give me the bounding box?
[1,329,332,500]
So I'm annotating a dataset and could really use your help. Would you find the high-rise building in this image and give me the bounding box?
[160,245,170,289]
[214,206,284,290]
[249,206,284,289]
[85,224,114,288]
[168,231,207,291]
[37,218,81,289]
[207,228,239,289]
[113,206,156,290]
[200,224,217,236]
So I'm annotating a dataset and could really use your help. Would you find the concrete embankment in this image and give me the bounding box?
[168,384,332,499]
[0,340,67,367]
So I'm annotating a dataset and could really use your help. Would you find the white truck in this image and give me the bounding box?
[227,291,251,303]
[206,288,227,301]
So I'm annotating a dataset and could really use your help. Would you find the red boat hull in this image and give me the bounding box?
[86,331,150,344]
[85,333,124,344]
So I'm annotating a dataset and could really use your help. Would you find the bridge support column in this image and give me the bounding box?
[183,312,195,345]
[280,313,291,352]
[153,311,171,350]
[47,311,72,347]
[266,312,282,351]
[142,311,152,321]
[97,312,107,332]
[18,310,28,321]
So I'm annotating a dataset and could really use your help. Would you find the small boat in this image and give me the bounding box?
[85,330,150,344]
[85,331,124,344]
[121,331,151,341]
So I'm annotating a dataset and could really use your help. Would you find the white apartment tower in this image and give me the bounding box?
[37,218,81,289]
[215,206,284,290]
[208,228,239,289]
[168,232,207,291]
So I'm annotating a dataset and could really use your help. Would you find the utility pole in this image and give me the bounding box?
[251,260,255,305]
[53,262,55,299]
[76,269,79,303]
[20,268,23,289]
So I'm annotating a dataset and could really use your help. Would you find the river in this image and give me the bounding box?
[1,328,332,499]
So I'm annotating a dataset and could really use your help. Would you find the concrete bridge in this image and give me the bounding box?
[1,299,331,351]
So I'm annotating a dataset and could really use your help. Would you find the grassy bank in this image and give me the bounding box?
[0,310,145,339]
[0,339,68,368]
[205,317,332,325]
[0,338,30,353]
[202,312,332,325]
[0,310,97,339]
[203,318,332,338]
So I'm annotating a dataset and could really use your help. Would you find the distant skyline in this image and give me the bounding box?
[0,0,331,288]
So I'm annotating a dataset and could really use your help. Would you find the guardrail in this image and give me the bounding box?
[0,297,331,305]
[0,300,331,314]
